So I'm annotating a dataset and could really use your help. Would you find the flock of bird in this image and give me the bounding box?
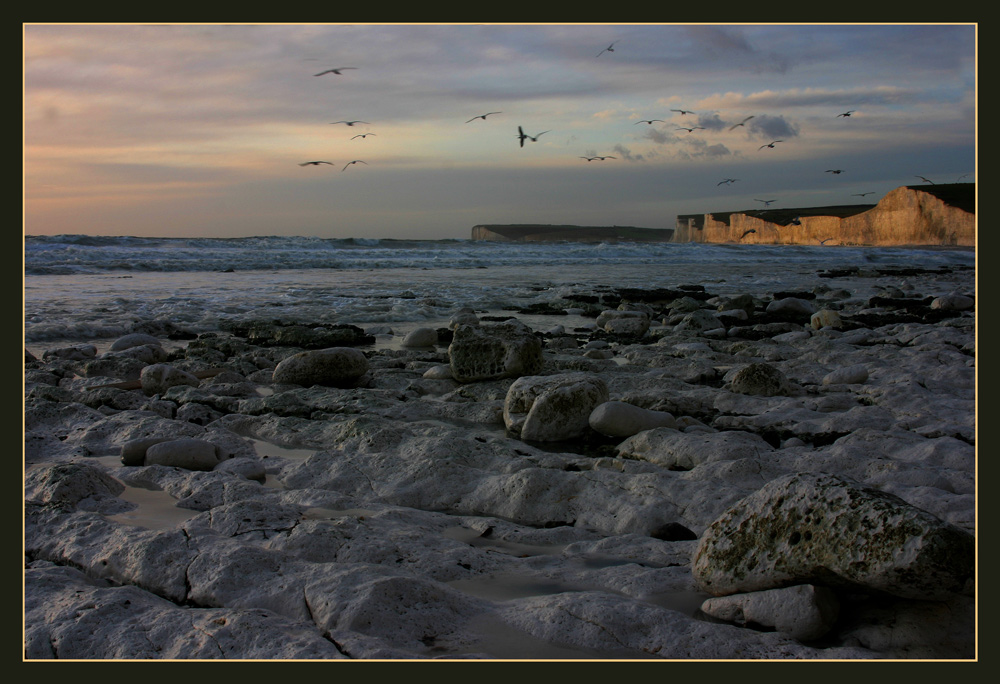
[299,45,966,206]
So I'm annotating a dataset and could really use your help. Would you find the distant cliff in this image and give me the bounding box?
[472,224,674,242]
[674,183,974,246]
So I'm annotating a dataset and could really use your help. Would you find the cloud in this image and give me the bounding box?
[685,25,792,74]
[612,144,644,162]
[746,115,801,140]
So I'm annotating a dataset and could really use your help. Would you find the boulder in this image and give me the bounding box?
[596,310,650,336]
[588,401,677,438]
[140,364,201,396]
[271,347,369,387]
[930,295,974,311]
[401,327,438,348]
[110,333,162,352]
[448,320,542,383]
[692,472,975,600]
[504,373,609,442]
[810,309,843,329]
[144,438,229,471]
[726,362,791,396]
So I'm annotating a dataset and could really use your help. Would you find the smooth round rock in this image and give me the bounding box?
[271,347,370,387]
[144,438,227,471]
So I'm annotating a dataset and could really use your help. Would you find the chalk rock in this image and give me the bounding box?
[120,436,174,466]
[822,364,869,385]
[588,401,677,438]
[673,309,724,333]
[448,320,542,383]
[271,347,369,387]
[700,584,840,642]
[596,310,650,336]
[692,472,975,600]
[401,327,438,348]
[504,373,609,441]
[42,344,98,361]
[617,428,773,470]
[717,293,756,316]
[930,294,974,311]
[422,364,453,380]
[110,333,162,352]
[140,364,201,396]
[448,309,480,329]
[726,362,791,396]
[144,438,229,471]
[766,297,817,317]
[810,309,843,329]
[24,462,125,508]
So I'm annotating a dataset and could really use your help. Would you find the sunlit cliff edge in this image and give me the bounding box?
[471,184,974,247]
[674,183,975,247]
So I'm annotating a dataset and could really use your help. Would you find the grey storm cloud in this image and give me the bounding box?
[685,25,793,74]
[745,115,801,141]
[612,144,644,162]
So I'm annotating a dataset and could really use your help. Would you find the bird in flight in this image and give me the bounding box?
[739,229,756,240]
[635,119,664,125]
[915,175,936,184]
[466,112,502,123]
[819,237,834,244]
[836,110,856,117]
[852,192,875,197]
[729,116,754,131]
[758,140,783,150]
[330,120,369,126]
[579,155,616,161]
[789,217,802,226]
[299,161,334,166]
[717,178,739,186]
[597,41,618,57]
[826,169,845,174]
[342,160,368,171]
[517,126,549,147]
[670,109,695,116]
[351,133,376,139]
[755,199,777,207]
[314,67,357,76]
[675,126,705,133]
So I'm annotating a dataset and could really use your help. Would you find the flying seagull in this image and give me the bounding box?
[517,126,548,147]
[836,110,856,117]
[758,140,783,151]
[739,229,756,240]
[755,199,777,207]
[729,116,754,131]
[314,67,357,76]
[342,160,368,171]
[330,120,369,126]
[299,161,334,166]
[635,119,664,125]
[717,178,739,186]
[351,133,376,139]
[466,112,502,123]
[826,169,845,174]
[597,41,618,57]
[789,217,802,226]
[675,126,705,133]
[819,237,834,244]
[915,175,936,184]
[852,192,875,197]
[671,109,695,116]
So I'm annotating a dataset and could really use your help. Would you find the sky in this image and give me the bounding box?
[23,23,977,240]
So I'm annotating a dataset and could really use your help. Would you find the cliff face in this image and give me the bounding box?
[677,184,974,246]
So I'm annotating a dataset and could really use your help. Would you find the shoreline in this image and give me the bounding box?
[24,267,976,660]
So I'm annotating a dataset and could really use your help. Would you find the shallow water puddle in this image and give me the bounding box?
[106,484,199,530]
[442,525,567,558]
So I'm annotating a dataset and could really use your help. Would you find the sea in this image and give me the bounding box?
[23,234,976,356]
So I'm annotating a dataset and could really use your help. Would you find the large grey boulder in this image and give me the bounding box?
[692,472,975,600]
[448,320,542,383]
[271,347,369,387]
[504,373,609,442]
[588,401,676,438]
[140,364,201,396]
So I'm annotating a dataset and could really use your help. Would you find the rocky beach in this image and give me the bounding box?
[24,252,976,660]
